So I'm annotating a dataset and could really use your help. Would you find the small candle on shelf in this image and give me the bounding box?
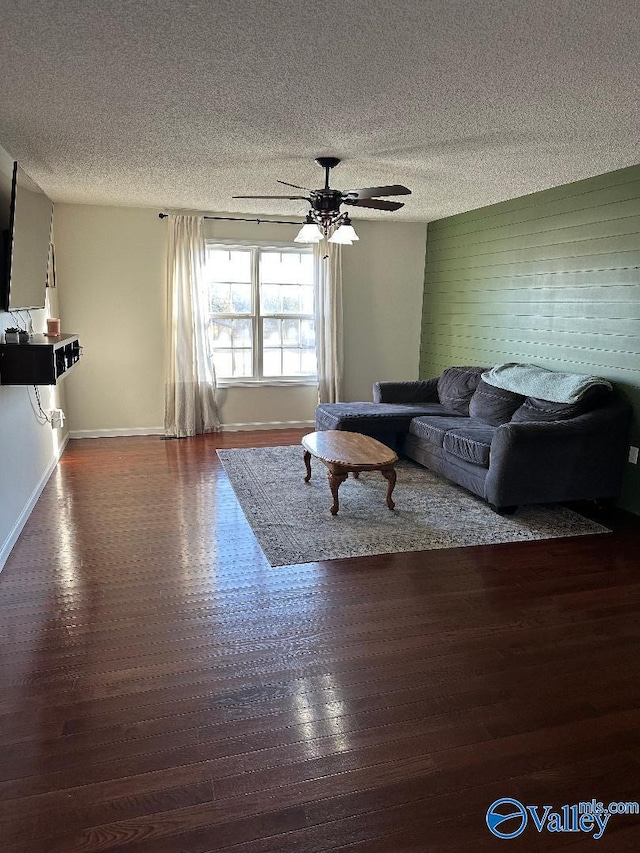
[46,318,61,336]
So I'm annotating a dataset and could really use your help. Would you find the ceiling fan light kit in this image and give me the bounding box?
[294,214,323,243]
[234,157,411,248]
[328,217,360,245]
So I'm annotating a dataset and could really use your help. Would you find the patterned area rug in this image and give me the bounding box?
[217,445,609,567]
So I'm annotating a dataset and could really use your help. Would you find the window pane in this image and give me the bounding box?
[232,348,252,377]
[301,348,317,374]
[299,253,313,283]
[209,282,232,313]
[261,284,281,313]
[230,283,252,314]
[301,285,314,314]
[301,319,315,347]
[232,318,252,345]
[212,349,233,378]
[212,345,252,377]
[281,285,302,313]
[283,319,300,346]
[263,348,282,376]
[260,250,312,284]
[263,318,281,345]
[261,283,312,315]
[282,349,302,375]
[210,318,253,348]
[207,249,251,282]
[209,319,232,348]
[209,320,254,378]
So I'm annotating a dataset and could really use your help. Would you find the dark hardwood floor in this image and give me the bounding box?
[1,431,639,852]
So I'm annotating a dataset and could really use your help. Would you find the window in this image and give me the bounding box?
[204,244,316,383]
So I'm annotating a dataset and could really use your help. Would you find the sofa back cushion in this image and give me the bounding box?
[511,385,611,423]
[468,379,525,426]
[437,366,485,415]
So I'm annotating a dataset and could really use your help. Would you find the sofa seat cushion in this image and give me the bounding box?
[442,423,497,468]
[315,402,461,433]
[468,379,525,426]
[408,415,470,447]
[436,366,485,415]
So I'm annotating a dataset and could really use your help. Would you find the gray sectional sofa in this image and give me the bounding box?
[315,365,631,513]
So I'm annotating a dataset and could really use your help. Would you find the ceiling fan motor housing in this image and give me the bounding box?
[309,189,348,233]
[311,190,342,214]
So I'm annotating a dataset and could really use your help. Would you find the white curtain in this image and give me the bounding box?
[313,239,343,403]
[164,215,220,437]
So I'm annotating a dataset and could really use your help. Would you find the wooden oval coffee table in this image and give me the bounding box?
[302,431,398,516]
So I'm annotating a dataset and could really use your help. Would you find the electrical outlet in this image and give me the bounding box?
[49,408,65,429]
[629,445,639,465]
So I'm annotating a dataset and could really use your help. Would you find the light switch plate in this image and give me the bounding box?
[629,445,639,465]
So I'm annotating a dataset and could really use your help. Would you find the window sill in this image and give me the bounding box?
[217,378,319,389]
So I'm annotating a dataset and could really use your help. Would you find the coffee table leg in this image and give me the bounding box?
[381,466,396,510]
[303,450,312,482]
[328,470,348,515]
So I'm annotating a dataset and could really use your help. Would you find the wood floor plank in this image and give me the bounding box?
[0,431,639,851]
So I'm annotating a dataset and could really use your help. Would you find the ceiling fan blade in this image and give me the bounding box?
[345,198,405,211]
[232,195,310,200]
[277,179,313,191]
[343,184,412,199]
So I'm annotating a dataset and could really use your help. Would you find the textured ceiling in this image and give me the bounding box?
[0,0,639,222]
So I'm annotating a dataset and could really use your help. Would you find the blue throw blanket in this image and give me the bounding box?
[482,363,612,403]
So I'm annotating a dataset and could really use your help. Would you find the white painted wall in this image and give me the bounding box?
[0,143,69,569]
[54,206,167,435]
[53,203,427,436]
[341,219,427,400]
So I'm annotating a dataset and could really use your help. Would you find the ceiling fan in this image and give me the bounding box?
[232,157,411,244]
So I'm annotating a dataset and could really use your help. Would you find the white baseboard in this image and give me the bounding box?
[220,420,315,432]
[69,427,165,439]
[0,433,70,573]
[69,422,313,439]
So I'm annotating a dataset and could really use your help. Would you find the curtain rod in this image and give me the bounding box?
[158,213,301,226]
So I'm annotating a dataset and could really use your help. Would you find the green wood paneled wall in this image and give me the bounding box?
[420,164,640,514]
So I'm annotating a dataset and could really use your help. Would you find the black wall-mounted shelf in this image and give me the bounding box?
[0,333,81,385]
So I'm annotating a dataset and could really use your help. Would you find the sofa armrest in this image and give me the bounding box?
[485,402,631,507]
[373,378,439,404]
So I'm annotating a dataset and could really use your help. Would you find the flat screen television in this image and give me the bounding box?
[1,162,54,311]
